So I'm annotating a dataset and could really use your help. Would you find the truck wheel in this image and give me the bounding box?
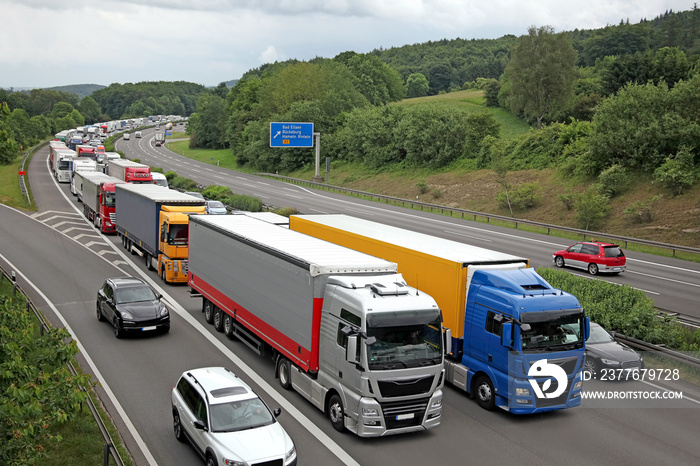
[161,269,168,283]
[213,309,223,332]
[328,394,345,432]
[278,359,292,390]
[203,300,214,324]
[554,256,565,268]
[474,375,495,411]
[145,254,154,271]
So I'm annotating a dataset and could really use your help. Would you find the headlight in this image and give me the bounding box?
[600,359,619,366]
[362,407,379,417]
[223,460,246,466]
[431,398,442,409]
[160,305,169,317]
[574,381,582,390]
[516,388,531,396]
[120,311,134,320]
[285,445,297,464]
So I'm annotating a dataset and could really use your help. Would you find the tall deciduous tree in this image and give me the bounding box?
[406,73,430,98]
[505,26,578,129]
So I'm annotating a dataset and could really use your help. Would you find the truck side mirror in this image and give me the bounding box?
[584,317,590,341]
[346,335,358,364]
[444,328,452,356]
[501,322,513,349]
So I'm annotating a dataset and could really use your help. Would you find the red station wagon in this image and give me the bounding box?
[553,241,626,275]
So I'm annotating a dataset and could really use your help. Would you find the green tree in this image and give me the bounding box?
[0,297,92,464]
[78,96,101,124]
[406,73,430,98]
[505,25,578,129]
[188,93,226,149]
[0,102,20,165]
[346,54,406,104]
[575,187,610,230]
[49,102,74,119]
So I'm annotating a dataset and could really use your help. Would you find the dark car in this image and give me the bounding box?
[583,322,643,376]
[96,276,170,338]
[553,241,626,275]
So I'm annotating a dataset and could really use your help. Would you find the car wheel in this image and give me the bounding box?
[96,302,104,322]
[474,375,495,411]
[555,256,565,268]
[203,300,214,324]
[213,309,223,332]
[588,263,599,275]
[113,319,123,339]
[162,323,170,334]
[206,453,218,466]
[328,394,345,432]
[278,359,292,390]
[584,358,598,376]
[173,410,186,442]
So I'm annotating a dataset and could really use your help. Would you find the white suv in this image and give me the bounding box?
[171,367,297,466]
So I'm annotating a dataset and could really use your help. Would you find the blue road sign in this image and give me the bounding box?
[164,130,172,136]
[270,122,314,148]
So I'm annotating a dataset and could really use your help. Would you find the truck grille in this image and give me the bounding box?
[378,375,435,398]
[380,398,429,429]
[109,212,116,223]
[534,381,571,408]
[182,260,188,274]
[530,356,579,375]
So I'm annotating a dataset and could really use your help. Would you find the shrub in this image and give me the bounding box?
[165,170,178,182]
[202,185,233,200]
[415,180,428,194]
[431,189,442,199]
[538,268,700,351]
[558,192,576,211]
[170,176,198,191]
[653,145,697,196]
[597,164,631,197]
[223,194,263,212]
[623,195,662,223]
[497,182,541,211]
[273,206,300,217]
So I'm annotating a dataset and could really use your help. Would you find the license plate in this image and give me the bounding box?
[142,326,157,331]
[396,413,414,421]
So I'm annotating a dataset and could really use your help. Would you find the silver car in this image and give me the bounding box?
[171,367,297,466]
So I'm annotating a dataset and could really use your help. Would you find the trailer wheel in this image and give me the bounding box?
[145,253,154,271]
[328,394,345,432]
[474,375,495,411]
[203,300,214,324]
[223,314,237,340]
[278,359,292,390]
[213,309,223,332]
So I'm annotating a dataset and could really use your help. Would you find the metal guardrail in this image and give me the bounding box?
[263,173,700,257]
[615,333,700,371]
[0,265,125,466]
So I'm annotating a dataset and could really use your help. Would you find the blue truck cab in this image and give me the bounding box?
[453,267,589,413]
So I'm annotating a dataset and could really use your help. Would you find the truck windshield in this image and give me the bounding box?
[102,192,115,207]
[520,309,585,351]
[167,224,189,245]
[367,320,443,370]
[58,160,71,170]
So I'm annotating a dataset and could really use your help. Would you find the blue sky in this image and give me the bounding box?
[1,0,696,89]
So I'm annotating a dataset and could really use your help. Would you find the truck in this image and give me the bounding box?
[74,171,124,233]
[54,149,76,183]
[68,134,83,150]
[108,158,153,184]
[290,214,590,414]
[115,184,206,283]
[75,144,96,160]
[48,141,67,175]
[188,215,445,436]
[154,132,165,147]
[70,158,98,195]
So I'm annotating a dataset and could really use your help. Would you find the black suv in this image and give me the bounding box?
[96,276,170,338]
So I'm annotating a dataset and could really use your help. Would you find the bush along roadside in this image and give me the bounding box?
[537,268,700,351]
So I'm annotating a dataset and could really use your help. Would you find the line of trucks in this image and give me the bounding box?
[57,142,591,435]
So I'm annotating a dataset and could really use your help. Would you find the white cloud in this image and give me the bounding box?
[259,46,282,64]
